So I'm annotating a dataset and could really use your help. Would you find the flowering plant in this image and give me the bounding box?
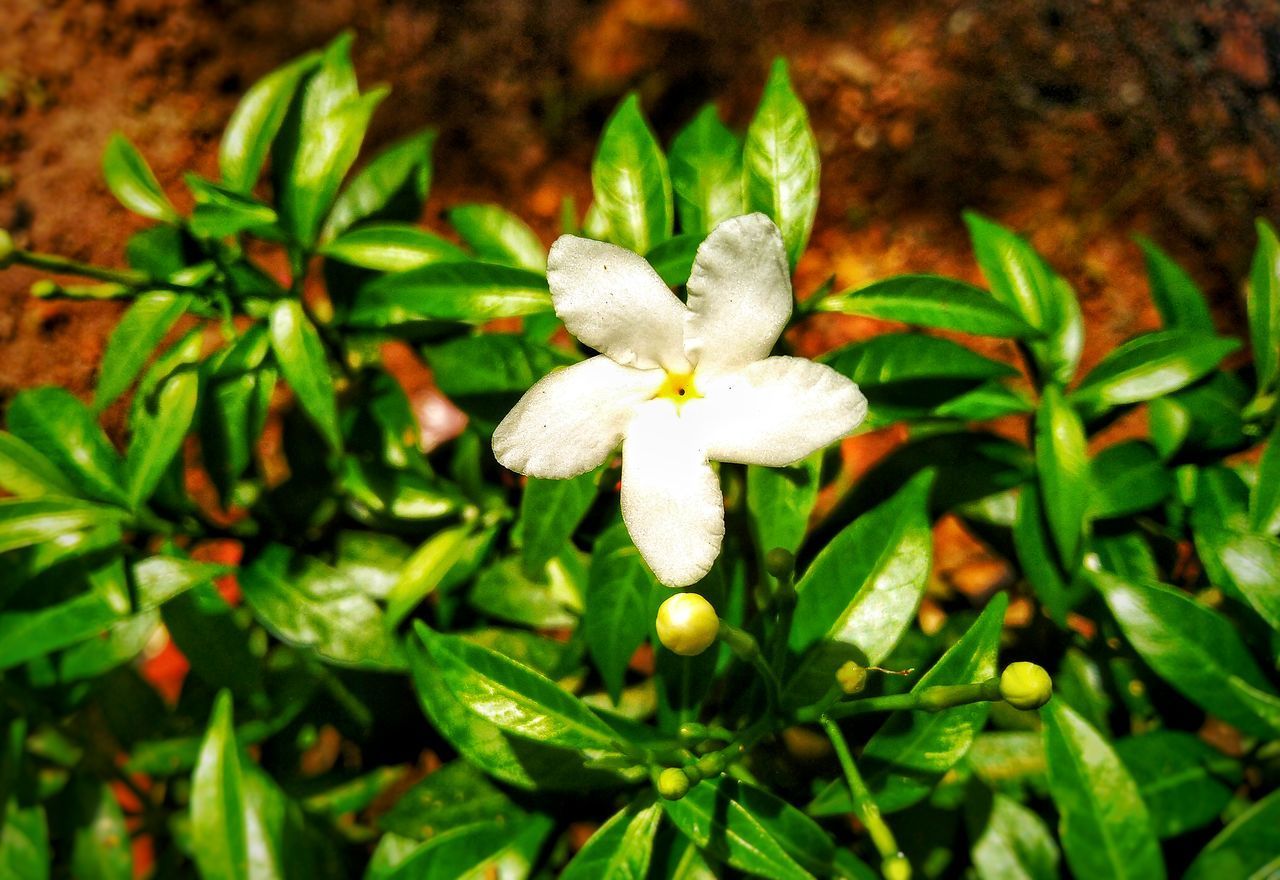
[0,33,1277,880]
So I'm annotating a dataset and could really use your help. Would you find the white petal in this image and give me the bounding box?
[621,400,725,587]
[684,213,791,374]
[690,357,868,467]
[493,356,662,479]
[548,235,691,372]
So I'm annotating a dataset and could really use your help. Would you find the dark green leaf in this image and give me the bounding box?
[591,93,673,254]
[219,51,322,192]
[969,791,1060,880]
[57,610,159,682]
[645,233,701,287]
[1134,236,1214,330]
[125,367,199,507]
[669,104,745,237]
[1087,441,1173,519]
[744,58,819,268]
[0,805,49,880]
[320,223,467,272]
[1249,218,1279,392]
[321,129,435,242]
[349,262,552,327]
[0,591,121,672]
[449,203,546,271]
[1035,385,1088,564]
[424,334,575,431]
[102,133,178,223]
[817,275,1041,339]
[1251,423,1280,535]
[561,798,662,880]
[93,291,191,411]
[6,387,128,506]
[378,761,518,841]
[519,468,600,576]
[585,523,657,703]
[0,432,75,498]
[382,815,551,880]
[1114,731,1241,839]
[269,299,342,452]
[747,453,820,559]
[1042,699,1165,880]
[1093,570,1280,737]
[1184,787,1280,880]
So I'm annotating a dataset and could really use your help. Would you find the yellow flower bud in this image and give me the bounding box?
[0,229,14,269]
[657,767,691,800]
[836,661,867,695]
[1000,661,1052,710]
[656,593,719,657]
[883,854,912,880]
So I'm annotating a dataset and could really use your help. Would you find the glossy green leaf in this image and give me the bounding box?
[1193,526,1280,632]
[1069,330,1239,419]
[824,333,1016,385]
[669,104,745,237]
[1251,422,1280,535]
[1087,441,1173,519]
[662,776,814,880]
[57,610,160,682]
[744,58,819,268]
[1248,218,1279,392]
[1134,236,1214,330]
[219,51,322,192]
[93,291,191,411]
[1042,700,1165,880]
[585,523,657,703]
[133,555,228,611]
[0,591,121,672]
[125,367,198,507]
[747,452,820,559]
[340,458,463,524]
[239,545,402,670]
[0,497,122,555]
[378,761,518,841]
[186,175,279,237]
[449,203,546,271]
[591,93,673,254]
[818,275,1040,339]
[414,622,618,752]
[1035,385,1088,564]
[6,387,128,506]
[519,468,599,576]
[424,334,575,430]
[190,691,250,880]
[969,791,1060,880]
[349,262,552,327]
[561,798,662,880]
[0,432,75,498]
[1114,731,1241,839]
[382,815,551,880]
[269,299,342,452]
[69,780,133,880]
[470,553,583,629]
[1014,481,1082,624]
[102,133,178,223]
[320,223,467,272]
[321,129,435,242]
[1184,787,1280,880]
[1093,570,1280,737]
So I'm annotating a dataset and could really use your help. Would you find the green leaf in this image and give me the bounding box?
[662,776,814,880]
[1251,422,1280,535]
[133,555,228,611]
[0,592,121,672]
[0,432,75,498]
[1184,787,1280,880]
[239,545,402,670]
[788,470,933,699]
[1093,570,1280,737]
[591,93,673,254]
[219,51,322,192]
[817,275,1041,339]
[645,233,702,287]
[585,523,657,703]
[69,781,133,880]
[185,174,279,238]
[519,469,600,576]
[0,804,49,880]
[862,594,1007,812]
[1014,481,1083,623]
[470,554,583,629]
[0,497,122,556]
[449,203,546,271]
[269,299,342,452]
[1034,385,1088,564]
[6,387,128,506]
[744,58,819,269]
[1248,218,1280,392]
[381,815,551,880]
[384,526,472,629]
[101,133,178,223]
[414,622,618,752]
[1193,525,1280,632]
[824,333,1016,385]
[378,761,518,841]
[320,223,467,272]
[1114,731,1241,839]
[561,798,662,880]
[1069,330,1239,419]
[1087,441,1173,519]
[1042,700,1165,880]
[321,129,435,242]
[340,458,463,524]
[669,104,745,237]
[746,453,820,559]
[57,610,159,682]
[969,791,1060,880]
[1134,236,1214,330]
[93,291,191,411]
[349,262,552,327]
[124,367,199,507]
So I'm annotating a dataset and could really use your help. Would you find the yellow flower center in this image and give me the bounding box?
[655,371,701,407]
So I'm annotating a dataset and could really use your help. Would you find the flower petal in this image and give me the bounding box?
[690,356,868,466]
[621,400,725,587]
[548,235,691,371]
[493,356,663,478]
[684,213,791,373]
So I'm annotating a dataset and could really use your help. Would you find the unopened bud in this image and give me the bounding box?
[1000,661,1052,710]
[31,279,59,298]
[0,229,14,269]
[764,547,795,579]
[883,854,912,880]
[656,593,719,657]
[657,767,691,800]
[836,661,867,695]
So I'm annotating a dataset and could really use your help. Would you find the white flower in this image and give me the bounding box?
[493,213,868,587]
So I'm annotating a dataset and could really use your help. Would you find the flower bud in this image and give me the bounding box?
[836,661,867,695]
[30,279,58,298]
[656,593,719,657]
[999,661,1052,710]
[0,229,14,269]
[657,767,691,800]
[883,854,912,880]
[764,547,795,579]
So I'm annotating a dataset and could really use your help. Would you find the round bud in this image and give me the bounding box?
[764,547,795,579]
[657,767,691,800]
[31,279,58,298]
[695,752,725,779]
[0,229,14,269]
[836,661,867,695]
[1000,661,1052,710]
[656,593,719,657]
[883,854,912,880]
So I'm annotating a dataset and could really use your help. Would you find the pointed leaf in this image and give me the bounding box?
[1134,236,1213,330]
[449,203,546,271]
[1248,218,1280,392]
[94,291,191,411]
[102,133,178,223]
[269,299,342,452]
[219,51,322,192]
[1035,385,1088,564]
[669,104,744,237]
[592,94,673,254]
[561,798,662,880]
[817,275,1040,339]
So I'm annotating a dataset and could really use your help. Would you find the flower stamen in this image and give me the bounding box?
[655,371,702,407]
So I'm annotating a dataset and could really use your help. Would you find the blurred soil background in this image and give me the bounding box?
[1,0,1278,596]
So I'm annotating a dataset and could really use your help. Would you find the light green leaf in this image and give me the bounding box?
[669,104,744,237]
[1251,422,1280,535]
[1185,787,1280,880]
[269,299,342,452]
[1248,218,1280,392]
[561,798,662,880]
[449,204,546,271]
[1134,236,1213,330]
[1087,441,1173,519]
[94,291,191,411]
[591,93,673,254]
[69,781,133,880]
[349,262,552,327]
[102,133,178,223]
[125,367,199,507]
[219,51,322,192]
[0,591,121,672]
[321,223,467,272]
[817,274,1041,339]
[746,452,821,559]
[470,554,583,630]
[321,129,435,242]
[6,387,128,506]
[0,804,49,880]
[0,497,123,556]
[0,432,75,498]
[744,58,819,268]
[1114,731,1241,839]
[1193,525,1280,632]
[969,792,1060,880]
[1035,385,1088,564]
[519,468,600,576]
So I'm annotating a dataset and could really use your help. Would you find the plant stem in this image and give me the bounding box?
[820,715,907,879]
[717,621,782,718]
[14,248,151,286]
[797,677,1002,723]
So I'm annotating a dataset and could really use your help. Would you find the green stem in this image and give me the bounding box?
[718,621,782,718]
[14,248,151,286]
[820,715,907,880]
[798,677,1002,723]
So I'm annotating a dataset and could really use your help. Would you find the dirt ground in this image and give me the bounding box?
[1,0,1278,400]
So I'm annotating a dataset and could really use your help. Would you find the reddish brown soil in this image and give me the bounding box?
[2,0,1278,404]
